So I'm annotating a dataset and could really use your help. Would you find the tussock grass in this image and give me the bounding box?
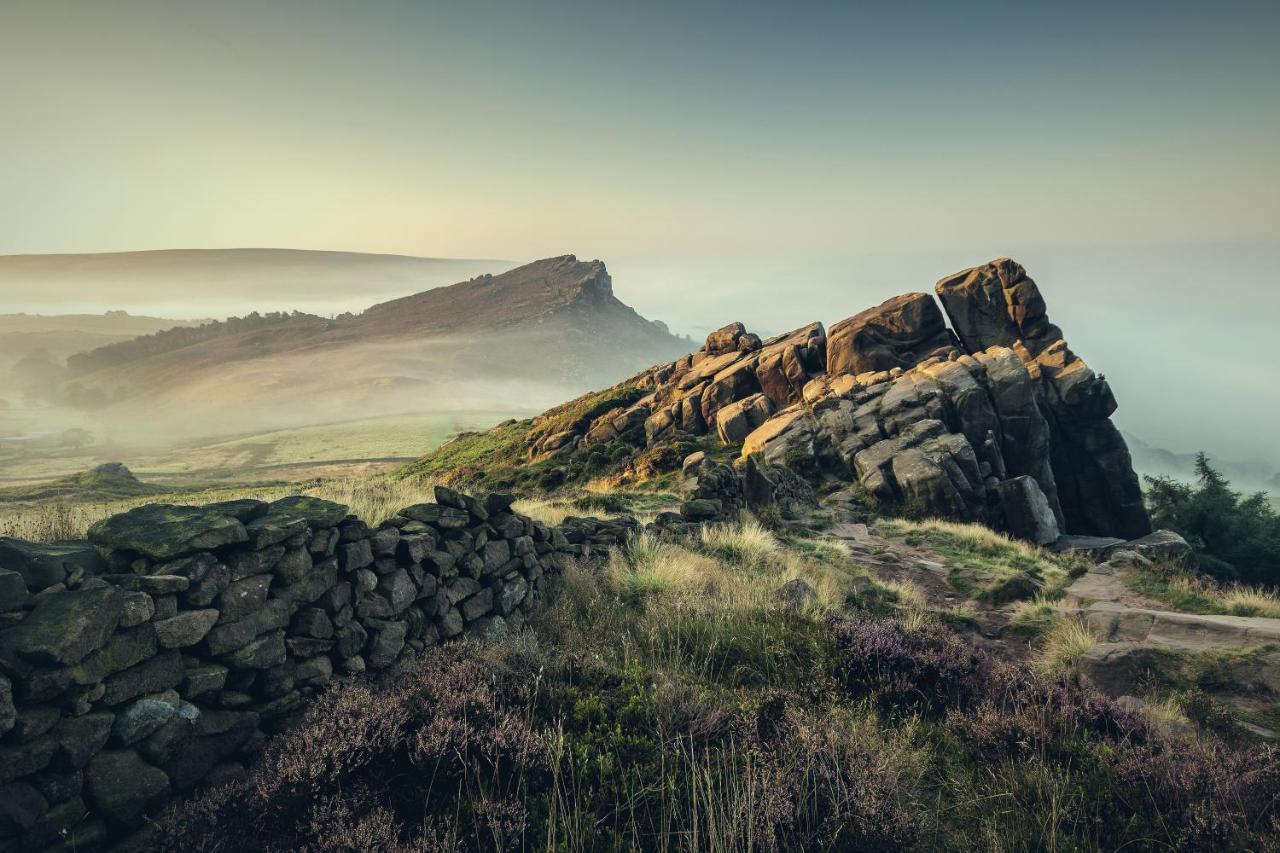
[511,498,574,527]
[1219,586,1280,618]
[1037,616,1099,673]
[696,517,779,572]
[1008,595,1059,640]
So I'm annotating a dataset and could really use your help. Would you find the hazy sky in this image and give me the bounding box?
[1,0,1278,463]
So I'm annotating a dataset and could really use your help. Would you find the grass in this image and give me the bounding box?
[0,476,440,541]
[395,384,650,490]
[696,518,779,572]
[0,411,507,488]
[1037,615,1099,673]
[514,488,682,527]
[874,517,1084,602]
[1123,561,1280,618]
[1007,595,1060,640]
[161,514,1280,851]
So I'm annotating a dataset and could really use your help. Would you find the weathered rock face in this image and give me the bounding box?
[520,258,1149,542]
[935,258,1061,357]
[934,260,1148,539]
[825,293,957,377]
[754,322,826,407]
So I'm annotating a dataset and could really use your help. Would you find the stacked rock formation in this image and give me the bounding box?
[0,487,627,852]
[528,259,1149,542]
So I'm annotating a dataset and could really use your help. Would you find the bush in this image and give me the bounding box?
[828,615,995,713]
[1145,454,1280,585]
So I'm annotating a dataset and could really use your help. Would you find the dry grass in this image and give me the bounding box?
[873,517,1076,596]
[0,476,440,541]
[512,498,575,527]
[1036,616,1099,674]
[1124,562,1280,618]
[1218,586,1280,618]
[877,517,1039,560]
[696,517,779,571]
[1173,575,1280,618]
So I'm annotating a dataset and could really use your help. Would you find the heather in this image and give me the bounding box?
[159,538,1280,852]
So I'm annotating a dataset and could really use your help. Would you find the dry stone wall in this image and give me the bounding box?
[0,487,630,852]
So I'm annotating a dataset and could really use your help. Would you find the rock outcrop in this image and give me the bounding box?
[508,258,1150,542]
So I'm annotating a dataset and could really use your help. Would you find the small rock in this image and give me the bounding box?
[775,579,818,611]
[154,609,220,648]
[86,749,170,825]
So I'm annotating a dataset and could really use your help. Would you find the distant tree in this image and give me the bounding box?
[60,427,95,449]
[1145,453,1280,585]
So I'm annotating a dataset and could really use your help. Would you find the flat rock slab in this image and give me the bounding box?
[262,496,349,529]
[88,505,248,561]
[826,522,870,541]
[1084,601,1280,652]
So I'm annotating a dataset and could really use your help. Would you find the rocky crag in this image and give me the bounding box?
[527,258,1150,545]
[0,489,634,851]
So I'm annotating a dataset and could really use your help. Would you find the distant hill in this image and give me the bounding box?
[1124,432,1277,495]
[0,312,203,412]
[0,311,201,366]
[57,255,690,441]
[0,248,506,317]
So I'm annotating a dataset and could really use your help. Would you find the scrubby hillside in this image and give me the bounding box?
[157,516,1280,851]
[52,255,690,441]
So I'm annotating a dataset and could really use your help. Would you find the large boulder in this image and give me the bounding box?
[934,258,1061,356]
[700,358,762,426]
[826,293,957,377]
[0,586,123,667]
[753,322,827,406]
[703,322,747,355]
[853,419,985,521]
[715,393,774,445]
[742,408,821,472]
[0,539,105,591]
[1103,530,1192,565]
[88,505,248,561]
[996,476,1061,545]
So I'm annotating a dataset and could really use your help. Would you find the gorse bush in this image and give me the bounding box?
[1145,453,1280,585]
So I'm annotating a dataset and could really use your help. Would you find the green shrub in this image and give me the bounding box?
[1145,454,1280,585]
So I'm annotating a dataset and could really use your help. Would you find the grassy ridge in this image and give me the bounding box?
[395,384,655,491]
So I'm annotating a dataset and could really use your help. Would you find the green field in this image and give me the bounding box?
[0,410,523,491]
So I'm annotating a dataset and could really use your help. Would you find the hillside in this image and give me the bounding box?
[50,255,689,443]
[0,312,201,394]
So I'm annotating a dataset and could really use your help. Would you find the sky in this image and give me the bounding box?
[1,0,1278,464]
